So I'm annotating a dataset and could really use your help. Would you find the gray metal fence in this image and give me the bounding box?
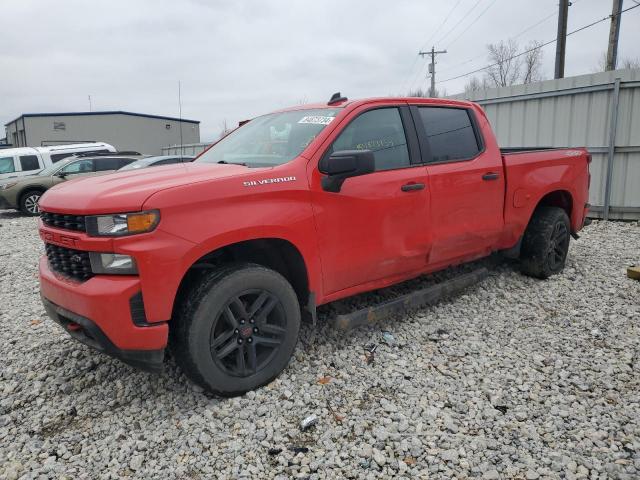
[452,68,640,220]
[162,142,212,156]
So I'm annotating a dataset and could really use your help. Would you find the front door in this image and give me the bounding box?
[309,105,431,295]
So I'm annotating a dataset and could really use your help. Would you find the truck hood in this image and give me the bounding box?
[39,163,252,214]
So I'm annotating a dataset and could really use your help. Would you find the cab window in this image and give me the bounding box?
[329,108,410,171]
[418,107,480,162]
[19,155,40,171]
[0,156,15,174]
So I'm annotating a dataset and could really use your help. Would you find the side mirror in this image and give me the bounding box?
[55,172,67,178]
[318,149,375,192]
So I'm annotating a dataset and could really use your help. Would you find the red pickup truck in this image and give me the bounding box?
[38,95,590,395]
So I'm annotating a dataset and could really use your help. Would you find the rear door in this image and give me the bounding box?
[309,104,431,295]
[411,105,504,264]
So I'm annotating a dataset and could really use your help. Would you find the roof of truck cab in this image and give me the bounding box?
[270,97,476,114]
[0,147,39,157]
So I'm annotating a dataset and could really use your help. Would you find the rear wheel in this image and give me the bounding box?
[171,263,301,396]
[520,206,571,279]
[19,190,44,216]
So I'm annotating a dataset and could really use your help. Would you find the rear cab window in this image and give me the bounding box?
[417,107,481,162]
[19,155,40,172]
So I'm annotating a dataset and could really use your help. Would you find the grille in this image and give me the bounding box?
[41,211,87,232]
[45,243,94,281]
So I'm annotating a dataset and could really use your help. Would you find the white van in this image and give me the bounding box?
[0,142,116,181]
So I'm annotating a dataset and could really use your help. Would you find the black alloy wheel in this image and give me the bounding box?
[520,206,571,279]
[171,263,301,396]
[210,289,287,377]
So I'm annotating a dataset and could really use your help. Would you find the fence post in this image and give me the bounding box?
[603,77,621,221]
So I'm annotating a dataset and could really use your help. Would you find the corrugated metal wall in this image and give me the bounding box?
[452,69,640,220]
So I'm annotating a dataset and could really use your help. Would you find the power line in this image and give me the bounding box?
[401,0,463,92]
[445,0,499,50]
[436,0,484,45]
[439,2,640,84]
[421,0,464,51]
[439,0,584,76]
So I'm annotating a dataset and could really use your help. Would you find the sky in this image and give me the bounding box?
[2,0,639,141]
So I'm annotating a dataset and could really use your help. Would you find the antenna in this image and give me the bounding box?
[88,95,92,111]
[178,81,184,156]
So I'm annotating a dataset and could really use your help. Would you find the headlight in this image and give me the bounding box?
[86,210,160,237]
[0,182,18,190]
[89,252,138,275]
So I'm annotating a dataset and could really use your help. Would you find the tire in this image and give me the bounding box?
[19,189,44,216]
[171,263,301,396]
[520,206,571,279]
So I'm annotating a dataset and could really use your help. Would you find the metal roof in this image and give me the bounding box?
[5,111,200,126]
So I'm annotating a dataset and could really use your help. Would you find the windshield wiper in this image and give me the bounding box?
[217,160,248,166]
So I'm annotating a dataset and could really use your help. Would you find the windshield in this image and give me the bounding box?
[197,108,342,167]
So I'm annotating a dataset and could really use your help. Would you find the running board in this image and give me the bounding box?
[331,268,489,331]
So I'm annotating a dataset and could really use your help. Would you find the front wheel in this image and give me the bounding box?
[19,190,43,216]
[520,206,571,279]
[171,263,301,396]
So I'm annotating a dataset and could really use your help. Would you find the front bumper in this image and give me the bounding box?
[42,296,165,372]
[39,257,168,371]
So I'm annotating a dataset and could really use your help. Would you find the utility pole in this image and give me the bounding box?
[606,0,624,71]
[419,47,447,97]
[554,0,570,79]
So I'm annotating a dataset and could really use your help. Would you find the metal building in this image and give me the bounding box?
[4,111,200,155]
[452,68,640,220]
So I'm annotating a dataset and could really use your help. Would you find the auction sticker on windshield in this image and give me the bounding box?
[298,116,335,125]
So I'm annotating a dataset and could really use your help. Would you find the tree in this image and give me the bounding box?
[594,51,640,72]
[483,39,544,88]
[522,41,544,84]
[407,86,447,98]
[485,39,521,87]
[464,76,490,96]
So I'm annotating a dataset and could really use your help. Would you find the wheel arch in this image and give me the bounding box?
[172,237,312,320]
[18,185,48,202]
[528,188,575,230]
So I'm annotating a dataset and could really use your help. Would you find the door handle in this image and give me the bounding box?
[401,182,425,192]
[482,172,500,181]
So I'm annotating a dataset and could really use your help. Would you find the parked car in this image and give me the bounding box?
[37,94,590,395]
[0,142,116,181]
[118,155,195,171]
[0,154,143,214]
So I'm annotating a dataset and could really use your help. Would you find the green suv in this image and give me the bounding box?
[0,154,144,215]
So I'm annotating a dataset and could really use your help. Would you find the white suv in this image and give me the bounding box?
[0,142,116,181]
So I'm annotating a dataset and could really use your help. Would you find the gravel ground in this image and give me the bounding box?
[0,209,639,480]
